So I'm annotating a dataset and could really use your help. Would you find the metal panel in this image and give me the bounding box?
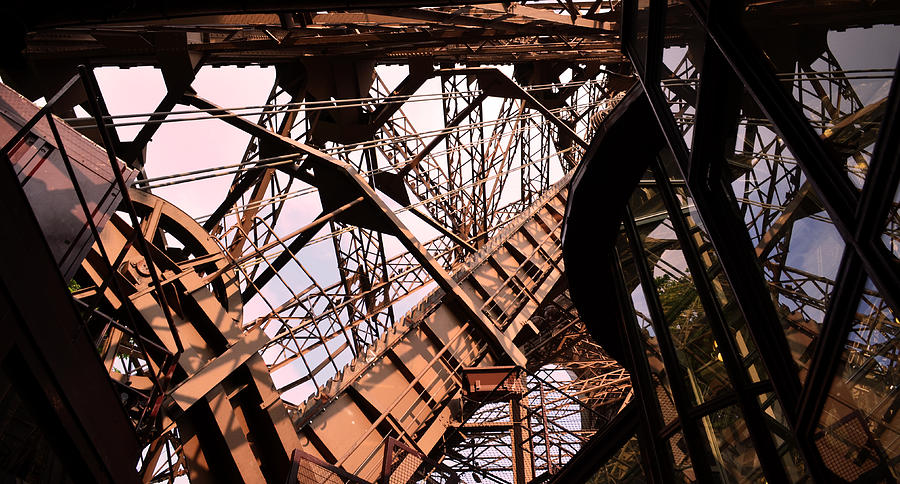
[0,82,134,279]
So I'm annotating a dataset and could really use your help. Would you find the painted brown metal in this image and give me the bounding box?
[79,189,302,483]
[63,171,571,483]
[0,3,635,482]
[2,1,898,481]
[286,180,569,481]
[462,366,524,400]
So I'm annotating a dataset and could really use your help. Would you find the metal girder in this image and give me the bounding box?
[180,92,525,366]
[287,183,570,480]
[7,5,629,74]
[0,4,634,482]
[242,198,365,301]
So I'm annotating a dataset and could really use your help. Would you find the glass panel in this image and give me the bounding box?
[702,404,764,483]
[586,433,645,483]
[817,279,900,481]
[661,3,703,148]
[883,182,900,261]
[668,431,697,483]
[627,170,733,407]
[649,243,734,407]
[654,373,679,425]
[728,108,845,383]
[757,392,809,482]
[741,6,899,188]
[668,178,769,384]
[619,234,679,425]
[632,1,651,72]
[640,216,733,406]
[790,26,898,189]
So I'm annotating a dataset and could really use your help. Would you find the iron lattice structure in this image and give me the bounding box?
[0,3,634,483]
[443,291,631,483]
[5,1,895,482]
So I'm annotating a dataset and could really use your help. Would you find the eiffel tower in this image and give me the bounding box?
[0,1,898,483]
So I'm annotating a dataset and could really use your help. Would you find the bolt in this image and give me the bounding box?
[135,259,151,277]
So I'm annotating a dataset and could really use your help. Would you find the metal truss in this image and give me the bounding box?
[442,290,631,483]
[0,3,641,483]
[11,4,626,70]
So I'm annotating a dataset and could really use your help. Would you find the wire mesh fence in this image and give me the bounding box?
[288,449,374,484]
[382,438,460,484]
